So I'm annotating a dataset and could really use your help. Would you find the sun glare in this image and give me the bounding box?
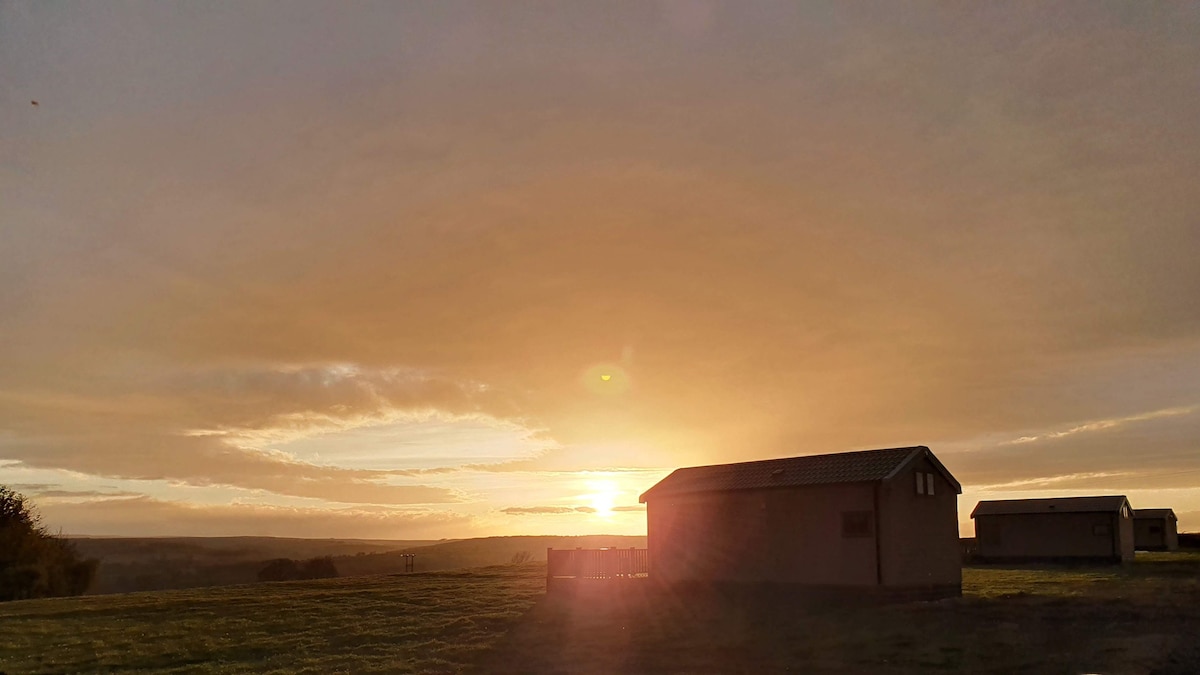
[589,492,615,517]
[585,480,620,517]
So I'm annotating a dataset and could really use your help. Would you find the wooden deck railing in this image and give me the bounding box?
[546,547,649,586]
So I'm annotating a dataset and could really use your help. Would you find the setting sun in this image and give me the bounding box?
[585,480,620,517]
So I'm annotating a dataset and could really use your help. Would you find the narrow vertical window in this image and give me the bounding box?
[916,472,925,494]
[926,473,935,495]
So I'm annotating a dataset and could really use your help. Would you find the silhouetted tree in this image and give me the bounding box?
[299,556,338,580]
[257,558,300,582]
[0,486,98,601]
[257,556,338,582]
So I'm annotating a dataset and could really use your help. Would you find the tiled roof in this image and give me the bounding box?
[1133,508,1177,519]
[640,446,955,501]
[970,496,1130,518]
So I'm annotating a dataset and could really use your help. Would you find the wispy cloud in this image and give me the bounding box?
[500,506,597,515]
[974,471,1132,492]
[1004,406,1197,445]
[21,488,146,500]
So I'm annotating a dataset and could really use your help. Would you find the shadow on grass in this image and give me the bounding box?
[473,560,1200,674]
[473,582,976,674]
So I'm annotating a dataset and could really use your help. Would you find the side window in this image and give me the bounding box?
[842,511,874,538]
[916,472,936,496]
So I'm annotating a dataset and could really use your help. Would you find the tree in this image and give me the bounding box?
[257,558,300,582]
[257,556,338,582]
[299,556,338,580]
[0,486,98,601]
[0,486,38,529]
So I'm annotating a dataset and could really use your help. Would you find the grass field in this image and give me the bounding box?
[2,553,1198,674]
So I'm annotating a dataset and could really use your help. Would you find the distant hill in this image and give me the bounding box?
[69,536,440,563]
[68,536,443,594]
[333,535,648,577]
[67,534,645,595]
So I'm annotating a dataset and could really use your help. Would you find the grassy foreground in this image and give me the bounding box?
[0,567,543,674]
[2,553,1199,674]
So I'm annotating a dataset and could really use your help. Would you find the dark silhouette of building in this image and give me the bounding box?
[638,446,962,597]
[971,496,1135,563]
[1133,508,1179,551]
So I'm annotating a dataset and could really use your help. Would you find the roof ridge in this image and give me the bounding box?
[666,446,925,473]
[640,445,955,502]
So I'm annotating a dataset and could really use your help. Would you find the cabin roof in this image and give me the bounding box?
[971,495,1130,518]
[1133,508,1177,520]
[640,445,960,502]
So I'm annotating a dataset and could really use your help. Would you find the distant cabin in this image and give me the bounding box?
[971,496,1135,563]
[1133,509,1179,552]
[638,446,962,598]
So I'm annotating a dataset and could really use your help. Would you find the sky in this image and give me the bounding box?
[2,1,1199,539]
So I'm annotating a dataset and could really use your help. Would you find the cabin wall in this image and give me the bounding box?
[976,511,1132,561]
[646,483,877,586]
[878,457,961,589]
[1134,516,1179,552]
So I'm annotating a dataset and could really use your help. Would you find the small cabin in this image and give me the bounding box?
[971,496,1135,563]
[1133,509,1179,551]
[638,446,962,598]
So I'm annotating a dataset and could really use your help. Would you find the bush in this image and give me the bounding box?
[257,556,338,582]
[0,486,98,601]
[300,556,338,580]
[257,558,301,582]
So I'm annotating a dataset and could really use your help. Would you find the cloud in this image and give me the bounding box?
[500,506,597,516]
[21,488,146,500]
[7,483,58,492]
[1,432,462,506]
[946,405,1200,491]
[3,3,1200,534]
[0,365,526,504]
[35,496,476,539]
[1003,406,1198,446]
[974,472,1133,492]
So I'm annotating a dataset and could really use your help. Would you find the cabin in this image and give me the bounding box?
[1133,509,1179,551]
[637,446,962,598]
[971,496,1135,563]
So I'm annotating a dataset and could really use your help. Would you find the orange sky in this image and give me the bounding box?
[2,2,1199,538]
